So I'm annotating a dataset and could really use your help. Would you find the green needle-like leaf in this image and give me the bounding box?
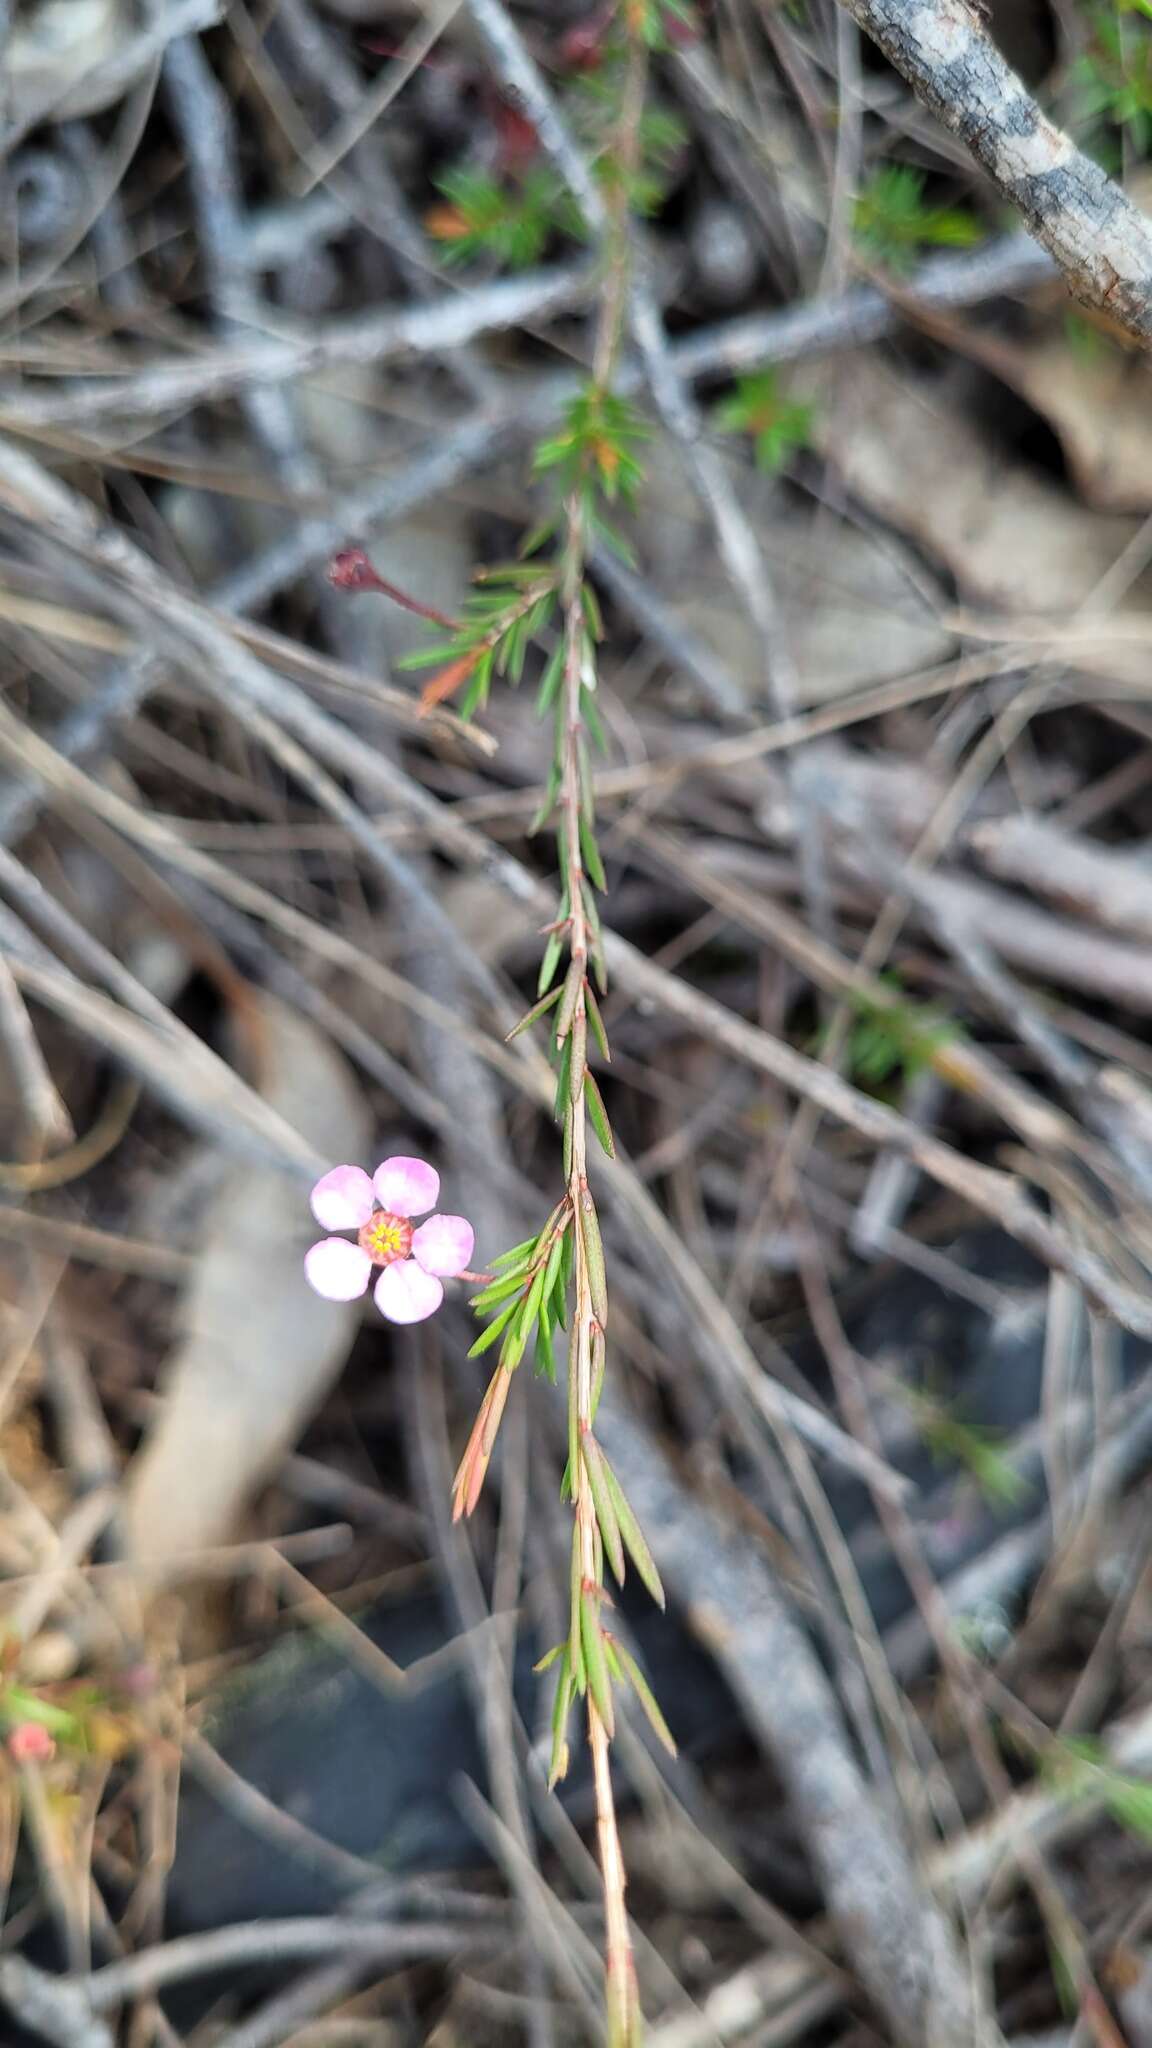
[585,985,611,1061]
[579,814,607,890]
[580,1588,615,1736]
[490,1238,538,1272]
[470,1270,532,1313]
[468,1298,521,1357]
[602,1460,665,1608]
[586,1073,615,1159]
[612,1639,677,1755]
[538,930,564,997]
[582,1432,626,1583]
[507,986,563,1041]
[580,1197,609,1324]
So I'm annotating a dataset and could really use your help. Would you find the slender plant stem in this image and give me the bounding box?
[551,27,650,2038]
[561,563,636,2034]
[591,30,648,390]
[446,17,660,2039]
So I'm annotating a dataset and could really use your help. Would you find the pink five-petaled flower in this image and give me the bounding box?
[305,1158,474,1325]
[7,1722,55,1765]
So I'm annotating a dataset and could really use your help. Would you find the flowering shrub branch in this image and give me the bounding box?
[320,8,692,2038]
[450,21,673,2043]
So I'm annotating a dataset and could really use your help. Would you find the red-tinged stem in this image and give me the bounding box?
[328,548,459,629]
[549,26,649,2039]
[559,568,636,2035]
[451,1365,514,1520]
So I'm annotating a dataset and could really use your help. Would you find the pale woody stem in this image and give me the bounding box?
[591,31,647,392]
[591,1699,634,2028]
[562,568,634,2022]
[558,32,648,2030]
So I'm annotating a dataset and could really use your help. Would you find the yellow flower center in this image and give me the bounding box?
[358,1209,414,1266]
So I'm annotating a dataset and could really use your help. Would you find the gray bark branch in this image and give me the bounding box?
[836,0,1152,345]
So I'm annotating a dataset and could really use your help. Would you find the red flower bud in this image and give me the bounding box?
[327,548,376,591]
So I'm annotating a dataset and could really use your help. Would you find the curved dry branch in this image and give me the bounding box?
[836,0,1152,345]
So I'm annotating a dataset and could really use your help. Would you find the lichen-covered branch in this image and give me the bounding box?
[835,0,1152,346]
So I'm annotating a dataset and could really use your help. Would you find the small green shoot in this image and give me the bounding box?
[901,1386,1029,1509]
[713,367,815,473]
[534,389,650,507]
[831,975,956,1092]
[1046,1736,1152,1846]
[1072,6,1152,156]
[426,166,564,268]
[853,164,983,272]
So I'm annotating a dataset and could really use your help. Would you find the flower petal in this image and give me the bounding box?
[374,1259,444,1324]
[310,1165,375,1231]
[412,1213,474,1278]
[8,1723,55,1765]
[373,1155,439,1218]
[304,1238,372,1301]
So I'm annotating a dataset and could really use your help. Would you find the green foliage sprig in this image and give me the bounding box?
[852,163,983,271]
[1071,3,1152,158]
[396,566,556,719]
[892,1381,1030,1509]
[427,165,563,268]
[713,367,815,473]
[425,8,689,271]
[824,974,956,1093]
